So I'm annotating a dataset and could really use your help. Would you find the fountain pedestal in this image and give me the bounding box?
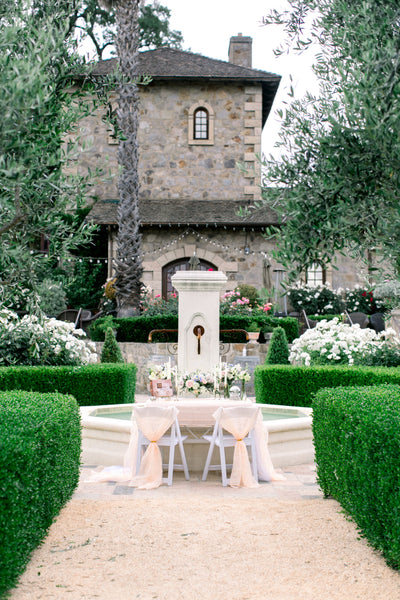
[171,271,227,373]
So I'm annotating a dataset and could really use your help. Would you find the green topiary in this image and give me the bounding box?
[265,326,289,365]
[101,327,124,363]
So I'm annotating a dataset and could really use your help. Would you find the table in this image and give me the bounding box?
[126,398,283,485]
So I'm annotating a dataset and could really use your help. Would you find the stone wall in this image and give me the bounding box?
[73,81,262,204]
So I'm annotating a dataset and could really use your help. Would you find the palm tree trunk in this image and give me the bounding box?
[112,0,143,316]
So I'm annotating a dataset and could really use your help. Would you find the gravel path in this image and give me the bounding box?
[9,466,400,600]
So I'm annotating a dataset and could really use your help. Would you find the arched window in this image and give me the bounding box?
[188,102,214,145]
[162,258,217,299]
[194,107,209,140]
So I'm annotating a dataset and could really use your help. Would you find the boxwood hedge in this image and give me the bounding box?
[0,363,137,406]
[0,391,81,596]
[254,364,400,406]
[90,314,299,344]
[313,385,400,569]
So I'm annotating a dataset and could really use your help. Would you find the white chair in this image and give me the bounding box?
[201,405,260,487]
[133,405,189,488]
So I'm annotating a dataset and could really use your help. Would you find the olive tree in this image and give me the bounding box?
[260,0,400,280]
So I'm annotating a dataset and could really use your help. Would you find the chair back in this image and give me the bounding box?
[133,405,178,442]
[216,405,260,441]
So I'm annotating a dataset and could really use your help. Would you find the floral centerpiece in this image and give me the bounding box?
[224,364,251,399]
[150,361,251,399]
[178,370,215,397]
[148,363,170,380]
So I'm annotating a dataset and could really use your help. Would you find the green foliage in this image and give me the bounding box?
[255,316,299,343]
[140,293,178,316]
[0,363,136,406]
[101,327,124,363]
[0,307,97,366]
[236,284,260,307]
[0,390,81,596]
[308,314,341,322]
[0,0,109,312]
[344,286,384,315]
[265,327,289,365]
[74,0,184,60]
[64,257,107,311]
[371,279,400,313]
[254,364,400,407]
[37,278,67,316]
[313,385,400,569]
[261,0,400,278]
[90,314,179,342]
[353,345,400,368]
[90,314,299,344]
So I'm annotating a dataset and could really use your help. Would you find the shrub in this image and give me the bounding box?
[254,364,400,406]
[0,307,97,366]
[256,316,299,343]
[373,280,400,313]
[236,284,259,307]
[313,385,400,569]
[140,292,179,316]
[64,259,106,311]
[343,285,384,315]
[37,278,67,316]
[265,326,289,365]
[286,283,344,315]
[220,289,253,315]
[0,390,81,596]
[90,314,179,342]
[101,327,124,363]
[353,344,400,367]
[289,317,400,366]
[0,363,136,406]
[308,314,341,322]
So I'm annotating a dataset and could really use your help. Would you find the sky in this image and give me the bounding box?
[83,0,320,158]
[163,0,319,157]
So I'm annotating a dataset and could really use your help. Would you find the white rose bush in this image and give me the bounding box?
[0,307,97,366]
[289,317,400,367]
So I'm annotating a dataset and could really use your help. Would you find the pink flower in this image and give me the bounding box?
[263,303,272,312]
[155,294,161,298]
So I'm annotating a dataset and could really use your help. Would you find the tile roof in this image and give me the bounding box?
[88,198,279,227]
[91,47,281,126]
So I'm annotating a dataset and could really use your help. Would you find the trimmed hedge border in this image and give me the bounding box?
[0,391,81,596]
[313,385,400,569]
[254,364,400,406]
[90,314,299,344]
[0,363,137,406]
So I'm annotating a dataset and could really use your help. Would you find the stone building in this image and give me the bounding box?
[78,33,363,301]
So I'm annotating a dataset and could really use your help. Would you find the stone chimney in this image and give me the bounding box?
[228,33,252,68]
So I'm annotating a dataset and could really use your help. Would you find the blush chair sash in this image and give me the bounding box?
[131,405,178,489]
[213,405,260,488]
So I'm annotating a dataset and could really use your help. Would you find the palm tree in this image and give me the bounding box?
[100,0,143,316]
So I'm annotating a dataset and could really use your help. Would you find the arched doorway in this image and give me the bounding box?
[162,258,217,299]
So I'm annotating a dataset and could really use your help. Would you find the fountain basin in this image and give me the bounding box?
[80,403,314,470]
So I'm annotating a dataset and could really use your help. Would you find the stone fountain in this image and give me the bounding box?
[171,270,227,374]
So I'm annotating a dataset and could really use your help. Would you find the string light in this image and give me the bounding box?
[33,227,270,264]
